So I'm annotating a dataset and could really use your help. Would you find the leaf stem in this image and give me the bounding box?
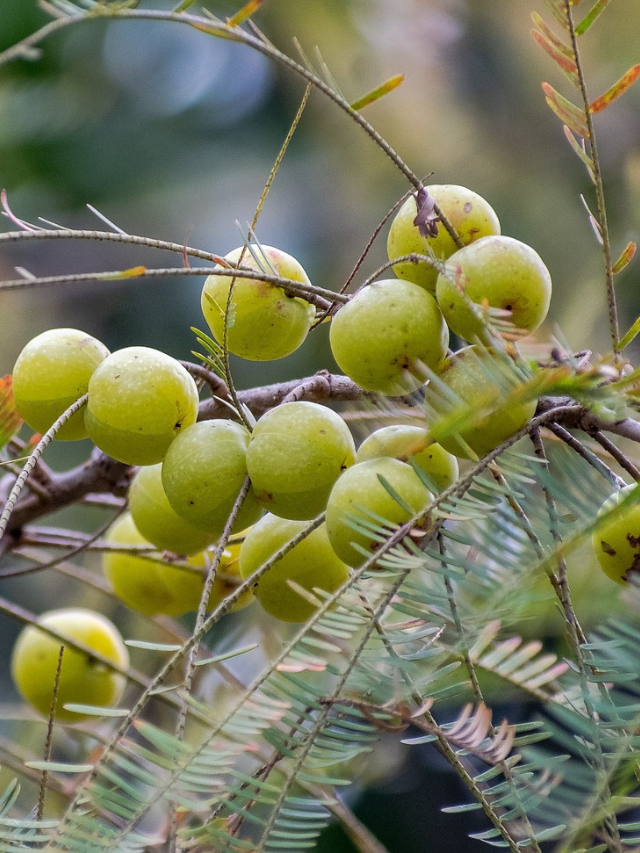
[37,644,64,821]
[0,394,88,540]
[565,1,619,354]
[530,428,623,851]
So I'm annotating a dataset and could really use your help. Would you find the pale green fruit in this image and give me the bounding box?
[201,245,315,361]
[239,515,349,622]
[424,346,537,459]
[246,401,356,520]
[592,485,640,584]
[128,464,215,555]
[159,537,255,615]
[85,347,199,466]
[10,608,128,723]
[161,420,263,536]
[104,514,253,616]
[356,425,459,492]
[201,537,255,614]
[325,458,433,567]
[103,513,206,616]
[329,279,448,396]
[436,235,552,343]
[12,328,110,441]
[387,185,501,293]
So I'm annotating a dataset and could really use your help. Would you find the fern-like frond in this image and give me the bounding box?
[30,550,403,850]
[469,621,569,703]
[531,0,640,354]
[191,327,227,383]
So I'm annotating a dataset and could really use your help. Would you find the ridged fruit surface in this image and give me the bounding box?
[436,235,552,342]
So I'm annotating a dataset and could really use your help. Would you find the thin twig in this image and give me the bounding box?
[546,422,625,489]
[353,252,443,296]
[588,429,640,482]
[0,508,125,580]
[340,183,429,296]
[0,226,227,261]
[37,644,64,821]
[0,6,464,251]
[0,394,88,540]
[565,2,619,353]
[0,265,341,309]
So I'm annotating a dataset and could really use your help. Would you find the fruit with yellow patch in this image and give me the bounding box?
[10,608,128,722]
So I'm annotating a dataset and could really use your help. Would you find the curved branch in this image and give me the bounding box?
[0,372,369,541]
[1,380,639,547]
[536,395,640,443]
[198,370,375,420]
[3,448,132,537]
[0,264,343,310]
[0,226,226,261]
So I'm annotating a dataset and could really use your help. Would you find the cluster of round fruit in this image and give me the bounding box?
[7,182,554,722]
[198,186,550,457]
[105,401,460,622]
[8,411,460,722]
[327,185,550,459]
[10,184,552,467]
[200,187,552,397]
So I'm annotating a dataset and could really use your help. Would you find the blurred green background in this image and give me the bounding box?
[1,1,640,849]
[2,0,640,382]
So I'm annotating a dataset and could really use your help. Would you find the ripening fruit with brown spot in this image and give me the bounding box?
[329,279,448,396]
[387,185,501,293]
[435,235,552,343]
[592,485,640,584]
